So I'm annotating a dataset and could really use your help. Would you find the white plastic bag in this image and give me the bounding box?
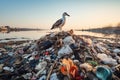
[97,53,118,66]
[50,73,59,80]
[58,45,73,58]
[63,36,75,45]
[113,48,120,53]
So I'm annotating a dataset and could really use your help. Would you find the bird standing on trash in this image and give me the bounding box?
[51,12,70,31]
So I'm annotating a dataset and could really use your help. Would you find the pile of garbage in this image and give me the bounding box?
[0,30,120,80]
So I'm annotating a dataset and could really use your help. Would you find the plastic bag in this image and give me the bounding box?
[58,45,73,58]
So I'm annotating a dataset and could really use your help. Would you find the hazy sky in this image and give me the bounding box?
[0,0,120,29]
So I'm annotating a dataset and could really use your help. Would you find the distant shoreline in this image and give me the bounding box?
[0,26,47,33]
[0,40,31,48]
[75,26,120,34]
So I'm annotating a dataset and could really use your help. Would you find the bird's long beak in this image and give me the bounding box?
[66,13,70,17]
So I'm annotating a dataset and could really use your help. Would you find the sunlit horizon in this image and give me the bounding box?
[0,0,120,29]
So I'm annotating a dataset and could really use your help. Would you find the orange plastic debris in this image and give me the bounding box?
[60,58,78,78]
[60,65,68,75]
[69,66,78,78]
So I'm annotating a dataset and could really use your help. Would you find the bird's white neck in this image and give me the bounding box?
[62,15,66,20]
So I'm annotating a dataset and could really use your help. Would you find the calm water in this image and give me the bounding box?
[0,30,119,40]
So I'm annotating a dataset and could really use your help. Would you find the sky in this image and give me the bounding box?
[0,0,120,29]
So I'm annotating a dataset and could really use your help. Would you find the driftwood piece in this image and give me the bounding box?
[46,60,57,80]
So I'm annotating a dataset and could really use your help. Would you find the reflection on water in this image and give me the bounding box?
[75,31,119,39]
[0,30,10,33]
[0,30,48,40]
[0,30,120,40]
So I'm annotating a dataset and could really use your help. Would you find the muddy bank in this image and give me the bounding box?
[0,40,31,48]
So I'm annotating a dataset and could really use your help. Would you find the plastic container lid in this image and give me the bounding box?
[96,66,112,80]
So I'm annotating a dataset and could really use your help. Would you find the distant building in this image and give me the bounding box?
[0,26,10,31]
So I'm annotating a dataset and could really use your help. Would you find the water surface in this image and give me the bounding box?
[0,30,119,41]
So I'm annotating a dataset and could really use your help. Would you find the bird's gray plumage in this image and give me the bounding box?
[51,19,63,29]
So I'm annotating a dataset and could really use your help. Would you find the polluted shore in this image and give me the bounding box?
[0,29,120,80]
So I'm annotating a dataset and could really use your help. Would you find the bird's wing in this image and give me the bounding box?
[51,19,63,29]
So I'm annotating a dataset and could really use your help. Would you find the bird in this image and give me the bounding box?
[51,12,70,31]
